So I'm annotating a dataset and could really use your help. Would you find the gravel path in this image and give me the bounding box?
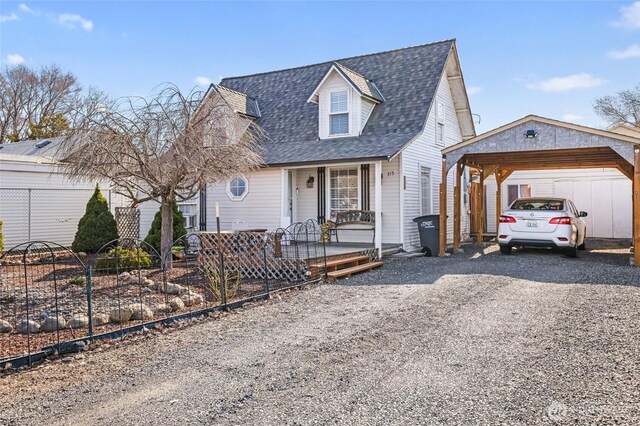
[1,241,639,425]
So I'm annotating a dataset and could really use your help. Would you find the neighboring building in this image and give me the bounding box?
[482,120,640,239]
[0,137,163,248]
[200,40,476,254]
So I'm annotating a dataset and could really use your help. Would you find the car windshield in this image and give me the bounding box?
[511,199,564,211]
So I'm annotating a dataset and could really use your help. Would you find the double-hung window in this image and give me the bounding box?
[329,167,358,216]
[329,91,349,135]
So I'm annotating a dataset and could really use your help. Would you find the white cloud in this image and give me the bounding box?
[467,86,482,95]
[608,44,640,59]
[612,1,640,29]
[0,13,18,23]
[562,114,583,122]
[58,13,93,32]
[525,73,607,92]
[18,3,34,14]
[195,76,212,86]
[7,54,25,65]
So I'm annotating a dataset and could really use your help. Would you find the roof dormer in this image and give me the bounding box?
[307,62,383,139]
[211,84,261,119]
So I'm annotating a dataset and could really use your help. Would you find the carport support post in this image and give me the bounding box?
[634,148,640,267]
[453,163,463,254]
[476,172,485,244]
[439,157,447,257]
[374,160,383,259]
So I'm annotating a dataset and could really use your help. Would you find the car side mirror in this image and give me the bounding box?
[579,211,588,217]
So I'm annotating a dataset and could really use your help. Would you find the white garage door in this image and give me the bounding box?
[552,178,631,238]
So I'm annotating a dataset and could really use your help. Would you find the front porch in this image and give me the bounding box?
[279,160,401,258]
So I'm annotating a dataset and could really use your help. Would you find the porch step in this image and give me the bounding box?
[327,261,384,282]
[311,255,370,272]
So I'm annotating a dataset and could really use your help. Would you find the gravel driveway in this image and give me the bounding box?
[1,241,639,425]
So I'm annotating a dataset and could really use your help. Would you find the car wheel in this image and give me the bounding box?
[500,244,512,255]
[578,232,586,250]
[565,242,578,258]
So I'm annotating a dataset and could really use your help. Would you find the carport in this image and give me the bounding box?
[439,115,640,265]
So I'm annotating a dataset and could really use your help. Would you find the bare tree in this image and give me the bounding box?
[0,64,81,143]
[594,84,640,129]
[61,84,266,267]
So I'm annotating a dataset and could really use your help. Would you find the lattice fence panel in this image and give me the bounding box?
[198,232,309,283]
[115,207,140,240]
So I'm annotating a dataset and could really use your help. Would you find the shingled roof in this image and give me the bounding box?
[212,84,261,118]
[333,62,384,103]
[219,39,456,166]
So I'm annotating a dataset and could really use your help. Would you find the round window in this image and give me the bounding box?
[227,176,248,200]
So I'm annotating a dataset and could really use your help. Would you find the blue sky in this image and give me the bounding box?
[1,1,639,133]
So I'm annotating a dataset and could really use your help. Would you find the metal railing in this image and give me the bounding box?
[0,220,327,368]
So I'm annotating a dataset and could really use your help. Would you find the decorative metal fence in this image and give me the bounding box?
[0,220,326,368]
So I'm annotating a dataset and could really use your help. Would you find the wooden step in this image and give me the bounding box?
[310,255,370,272]
[327,261,384,281]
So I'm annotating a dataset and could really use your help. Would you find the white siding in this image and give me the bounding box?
[360,100,375,133]
[205,168,282,231]
[484,168,631,238]
[401,71,470,251]
[381,158,401,244]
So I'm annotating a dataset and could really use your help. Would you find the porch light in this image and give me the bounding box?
[306,176,315,188]
[524,130,537,139]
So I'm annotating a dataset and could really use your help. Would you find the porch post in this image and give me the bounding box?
[439,157,447,256]
[632,147,640,266]
[374,161,383,259]
[280,168,290,228]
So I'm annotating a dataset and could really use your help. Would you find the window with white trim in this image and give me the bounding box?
[226,176,249,201]
[329,91,349,135]
[420,166,432,215]
[329,167,358,216]
[507,184,531,206]
[436,101,445,145]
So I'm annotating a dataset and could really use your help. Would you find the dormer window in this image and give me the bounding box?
[330,91,349,135]
[308,62,384,140]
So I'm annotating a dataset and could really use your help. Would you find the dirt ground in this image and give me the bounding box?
[1,240,639,425]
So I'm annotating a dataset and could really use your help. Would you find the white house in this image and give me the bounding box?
[198,40,476,255]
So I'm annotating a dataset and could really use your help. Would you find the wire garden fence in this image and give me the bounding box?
[0,220,326,368]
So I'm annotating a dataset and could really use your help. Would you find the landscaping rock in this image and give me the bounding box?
[143,278,154,287]
[168,297,185,311]
[152,303,172,315]
[158,282,184,295]
[69,314,90,329]
[92,313,109,326]
[130,304,154,321]
[118,272,131,283]
[180,291,204,307]
[0,319,13,333]
[109,306,133,323]
[40,316,66,332]
[17,320,40,334]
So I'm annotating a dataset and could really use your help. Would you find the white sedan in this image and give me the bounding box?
[497,197,587,257]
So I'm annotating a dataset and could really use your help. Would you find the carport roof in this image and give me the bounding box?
[442,115,640,176]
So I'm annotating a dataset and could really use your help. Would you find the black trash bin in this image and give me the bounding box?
[413,215,440,257]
